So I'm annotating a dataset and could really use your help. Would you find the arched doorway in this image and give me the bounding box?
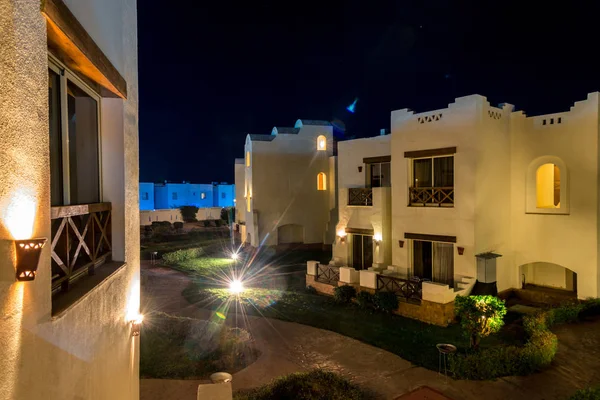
[277,224,304,244]
[519,262,577,294]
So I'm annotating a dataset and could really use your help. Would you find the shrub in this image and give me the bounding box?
[162,247,204,264]
[305,285,317,295]
[215,219,225,227]
[180,206,199,222]
[221,207,234,222]
[356,291,374,310]
[454,295,507,349]
[372,291,399,313]
[569,387,600,400]
[333,285,356,303]
[173,221,184,231]
[202,220,211,227]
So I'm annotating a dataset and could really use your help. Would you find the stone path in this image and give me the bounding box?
[140,262,600,400]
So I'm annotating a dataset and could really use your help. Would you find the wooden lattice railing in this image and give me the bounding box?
[316,264,340,285]
[376,275,422,304]
[51,203,112,293]
[348,188,373,206]
[409,187,454,206]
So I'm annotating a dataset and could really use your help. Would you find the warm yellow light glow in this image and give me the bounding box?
[125,280,141,323]
[2,188,36,240]
[337,230,347,238]
[373,233,383,242]
[317,172,327,190]
[229,279,244,294]
[536,163,560,208]
[246,151,251,167]
[317,135,327,151]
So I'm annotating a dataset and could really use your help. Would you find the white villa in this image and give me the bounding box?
[308,93,600,325]
[0,0,140,398]
[235,120,337,248]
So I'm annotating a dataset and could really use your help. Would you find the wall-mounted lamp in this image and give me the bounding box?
[15,238,47,281]
[398,240,404,248]
[337,230,347,243]
[130,314,144,337]
[457,246,465,256]
[358,166,363,173]
[373,234,382,246]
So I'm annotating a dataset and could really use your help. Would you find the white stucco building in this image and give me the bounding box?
[235,120,337,247]
[0,0,140,398]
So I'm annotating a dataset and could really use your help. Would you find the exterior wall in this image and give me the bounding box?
[140,207,222,225]
[139,182,155,210]
[245,123,336,247]
[0,1,139,399]
[234,160,245,223]
[213,184,235,208]
[154,183,216,209]
[188,183,215,208]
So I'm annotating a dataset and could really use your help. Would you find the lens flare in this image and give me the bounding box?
[346,97,358,113]
[215,312,226,320]
[231,252,239,261]
[229,279,244,294]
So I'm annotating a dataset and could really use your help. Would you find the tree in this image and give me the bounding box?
[221,206,234,223]
[179,206,199,222]
[454,295,507,349]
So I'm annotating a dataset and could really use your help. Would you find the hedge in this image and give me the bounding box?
[162,247,204,264]
[449,299,600,379]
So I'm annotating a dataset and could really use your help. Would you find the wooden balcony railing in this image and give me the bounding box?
[376,275,422,304]
[409,186,454,206]
[315,264,340,285]
[348,188,373,206]
[51,202,112,293]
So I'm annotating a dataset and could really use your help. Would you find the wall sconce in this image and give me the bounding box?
[130,314,144,337]
[373,234,382,246]
[14,238,47,281]
[358,166,363,173]
[337,230,347,243]
[398,240,404,248]
[457,246,465,256]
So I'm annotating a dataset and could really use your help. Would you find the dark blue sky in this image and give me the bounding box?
[138,0,600,184]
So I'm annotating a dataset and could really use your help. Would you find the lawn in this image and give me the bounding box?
[140,227,232,260]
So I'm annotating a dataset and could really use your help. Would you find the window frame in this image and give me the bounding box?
[408,154,455,207]
[526,156,569,215]
[49,54,103,206]
[410,154,454,189]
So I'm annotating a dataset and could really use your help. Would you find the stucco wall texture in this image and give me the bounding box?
[0,1,139,399]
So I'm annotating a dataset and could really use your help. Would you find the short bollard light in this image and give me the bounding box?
[14,238,47,281]
[130,314,144,337]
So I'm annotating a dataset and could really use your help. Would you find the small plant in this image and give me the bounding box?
[333,285,356,303]
[305,285,317,295]
[162,247,204,264]
[179,206,199,222]
[173,221,184,231]
[372,291,398,313]
[356,291,374,310]
[454,295,507,349]
[569,387,600,400]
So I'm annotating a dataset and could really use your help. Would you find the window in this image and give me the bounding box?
[246,151,250,167]
[317,172,327,190]
[317,135,327,151]
[222,192,226,199]
[367,162,391,187]
[410,155,454,206]
[246,196,251,212]
[172,192,178,200]
[536,163,560,208]
[49,63,101,206]
[142,192,149,200]
[412,240,454,286]
[201,192,206,199]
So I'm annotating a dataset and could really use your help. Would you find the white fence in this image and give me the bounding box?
[140,207,223,226]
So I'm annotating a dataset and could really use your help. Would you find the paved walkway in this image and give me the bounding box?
[140,262,600,400]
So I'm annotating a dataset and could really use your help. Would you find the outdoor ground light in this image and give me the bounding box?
[14,238,47,281]
[229,279,244,294]
[130,314,144,337]
[231,252,239,261]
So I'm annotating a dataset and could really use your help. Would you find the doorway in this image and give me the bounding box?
[412,240,454,286]
[349,234,373,270]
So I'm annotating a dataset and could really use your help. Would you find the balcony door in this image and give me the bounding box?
[412,240,454,286]
[349,234,373,270]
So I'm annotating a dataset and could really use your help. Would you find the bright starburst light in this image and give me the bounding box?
[229,279,244,294]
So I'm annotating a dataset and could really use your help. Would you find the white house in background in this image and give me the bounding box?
[0,0,139,398]
[140,182,155,210]
[154,182,215,209]
[236,119,337,247]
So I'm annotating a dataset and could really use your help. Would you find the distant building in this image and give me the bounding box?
[213,182,236,207]
[140,182,155,210]
[140,181,235,210]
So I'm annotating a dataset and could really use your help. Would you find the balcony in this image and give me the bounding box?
[409,186,454,206]
[51,202,112,294]
[348,188,373,206]
[376,275,422,304]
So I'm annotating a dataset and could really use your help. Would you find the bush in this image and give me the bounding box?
[569,387,600,400]
[454,295,507,349]
[221,207,234,222]
[173,221,184,231]
[180,206,199,222]
[215,219,225,227]
[162,247,204,264]
[202,220,211,227]
[356,291,374,310]
[333,285,356,303]
[372,291,399,313]
[233,369,372,400]
[305,285,317,295]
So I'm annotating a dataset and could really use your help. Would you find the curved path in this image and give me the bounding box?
[140,262,600,400]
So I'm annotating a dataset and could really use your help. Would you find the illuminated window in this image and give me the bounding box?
[246,196,251,212]
[246,151,250,167]
[201,192,206,199]
[317,172,327,190]
[536,163,560,208]
[317,135,327,151]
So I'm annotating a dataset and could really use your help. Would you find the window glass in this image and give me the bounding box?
[49,69,63,206]
[368,162,391,188]
[201,193,206,199]
[67,81,99,204]
[317,172,327,190]
[413,159,432,187]
[142,192,149,200]
[434,156,454,187]
[317,135,326,151]
[172,192,178,200]
[536,163,560,208]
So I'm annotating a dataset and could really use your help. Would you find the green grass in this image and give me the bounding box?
[569,387,600,400]
[233,369,374,400]
[175,257,235,274]
[183,284,523,371]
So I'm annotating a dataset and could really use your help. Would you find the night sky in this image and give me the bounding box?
[138,1,600,184]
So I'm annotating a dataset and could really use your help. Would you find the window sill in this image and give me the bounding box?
[51,261,127,320]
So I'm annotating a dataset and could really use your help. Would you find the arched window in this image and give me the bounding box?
[246,151,251,167]
[526,156,568,214]
[536,163,560,208]
[317,135,327,151]
[317,172,327,190]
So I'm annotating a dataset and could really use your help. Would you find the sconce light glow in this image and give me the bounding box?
[229,279,244,294]
[130,313,144,337]
[3,189,36,240]
[337,230,347,238]
[373,233,383,242]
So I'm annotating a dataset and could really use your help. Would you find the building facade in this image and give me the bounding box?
[236,120,337,247]
[150,182,235,210]
[139,182,155,210]
[0,0,140,398]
